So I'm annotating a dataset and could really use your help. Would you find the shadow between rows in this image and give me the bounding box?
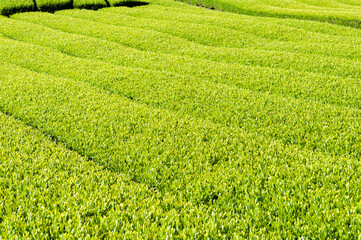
[112,1,149,7]
[1,5,36,17]
[37,1,149,13]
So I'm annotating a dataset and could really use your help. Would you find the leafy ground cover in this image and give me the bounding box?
[0,0,142,16]
[0,0,114,15]
[174,0,361,28]
[1,0,361,238]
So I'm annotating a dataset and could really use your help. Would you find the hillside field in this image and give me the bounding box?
[176,0,361,27]
[1,0,361,238]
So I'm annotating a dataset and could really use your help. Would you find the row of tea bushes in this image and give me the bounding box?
[174,0,361,28]
[0,0,127,16]
[1,58,361,238]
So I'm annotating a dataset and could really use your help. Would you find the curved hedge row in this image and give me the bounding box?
[0,0,127,16]
[0,0,34,16]
[175,0,361,28]
[2,0,361,237]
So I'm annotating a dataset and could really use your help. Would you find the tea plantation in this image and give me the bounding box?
[1,0,361,238]
[175,0,361,28]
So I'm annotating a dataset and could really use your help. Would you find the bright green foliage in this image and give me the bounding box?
[2,0,361,238]
[1,27,361,161]
[100,3,361,43]
[2,14,361,159]
[0,0,109,15]
[0,111,155,238]
[36,0,72,12]
[0,107,233,238]
[174,0,361,28]
[99,5,361,60]
[2,14,361,108]
[0,0,34,16]
[1,59,361,238]
[73,0,107,9]
[34,10,361,72]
